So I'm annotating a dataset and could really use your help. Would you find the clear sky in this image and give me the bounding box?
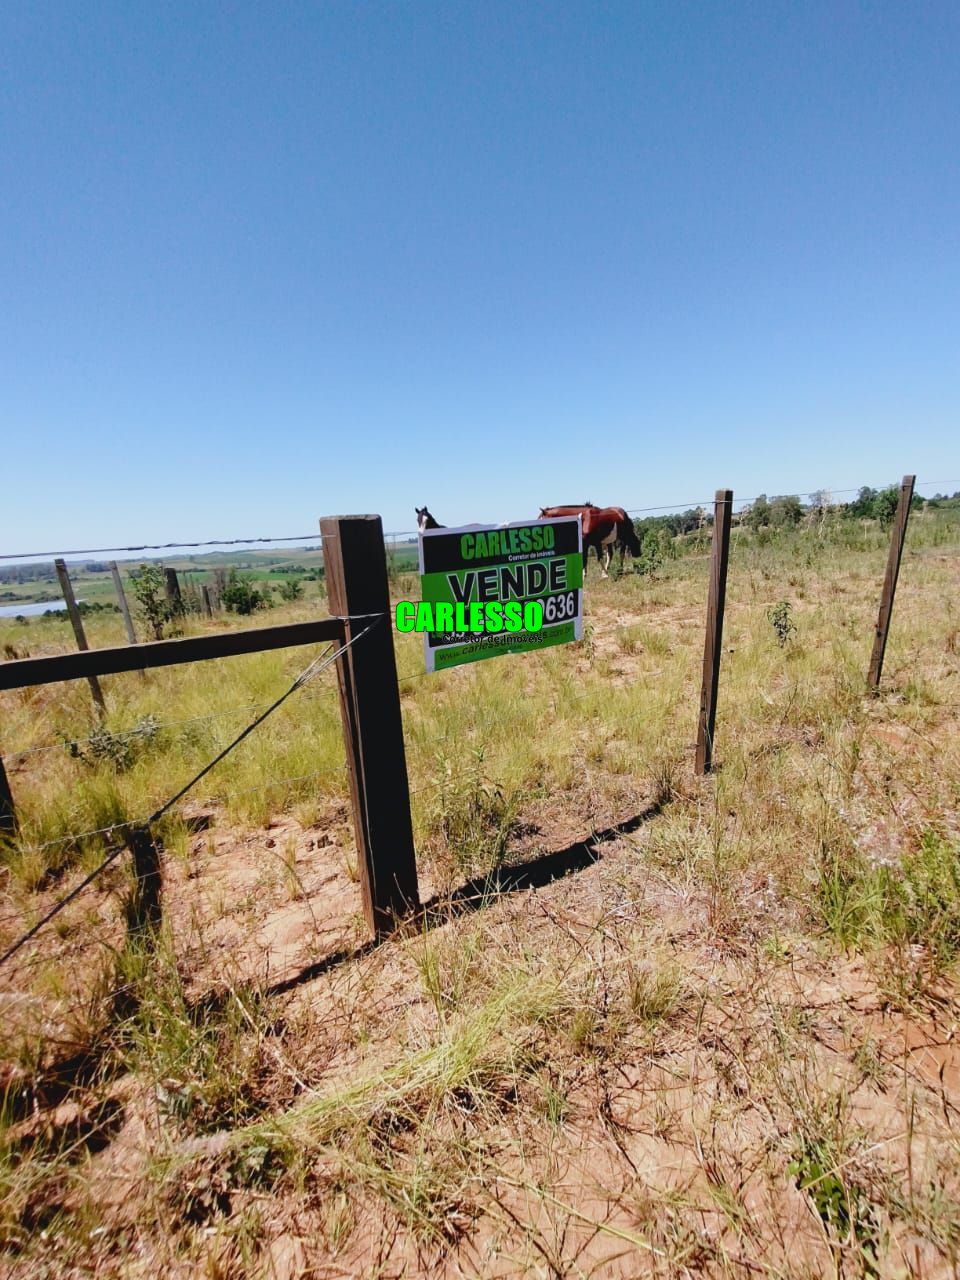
[2,1,958,553]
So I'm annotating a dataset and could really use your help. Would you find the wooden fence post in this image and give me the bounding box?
[201,584,213,617]
[54,559,107,715]
[867,475,916,691]
[110,561,146,680]
[695,489,733,775]
[164,568,183,616]
[319,514,419,935]
[0,755,17,841]
[111,562,138,646]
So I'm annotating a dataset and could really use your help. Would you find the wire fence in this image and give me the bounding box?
[3,481,958,974]
[6,698,288,762]
[0,621,379,970]
[0,533,328,562]
[3,479,957,566]
[0,608,674,955]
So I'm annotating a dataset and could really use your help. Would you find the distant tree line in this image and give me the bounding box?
[629,484,960,546]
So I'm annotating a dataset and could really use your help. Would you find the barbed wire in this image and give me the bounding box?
[0,534,331,563]
[4,479,957,567]
[0,622,381,970]
[398,669,430,684]
[0,764,352,931]
[0,839,131,969]
[624,480,959,516]
[7,699,284,762]
[378,481,960,533]
[2,818,134,858]
[6,666,346,763]
[3,486,958,955]
[1,618,361,761]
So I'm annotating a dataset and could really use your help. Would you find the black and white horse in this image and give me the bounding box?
[415,506,444,533]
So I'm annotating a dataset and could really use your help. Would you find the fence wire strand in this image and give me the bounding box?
[3,478,957,565]
[0,620,380,971]
[0,534,330,562]
[8,699,285,762]
[4,483,958,969]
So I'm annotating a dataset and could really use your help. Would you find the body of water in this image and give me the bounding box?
[0,600,71,618]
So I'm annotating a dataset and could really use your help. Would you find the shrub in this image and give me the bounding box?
[767,600,797,646]
[61,715,160,771]
[130,563,173,640]
[632,529,664,577]
[221,569,269,615]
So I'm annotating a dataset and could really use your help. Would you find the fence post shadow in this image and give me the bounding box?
[125,824,163,936]
[0,754,17,841]
[266,799,665,998]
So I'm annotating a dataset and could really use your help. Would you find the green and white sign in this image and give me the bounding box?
[417,517,583,673]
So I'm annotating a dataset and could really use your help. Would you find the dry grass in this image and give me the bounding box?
[1,513,960,1276]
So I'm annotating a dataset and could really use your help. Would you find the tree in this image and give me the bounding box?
[769,495,803,527]
[848,486,878,519]
[872,487,899,527]
[745,495,771,530]
[130,563,173,640]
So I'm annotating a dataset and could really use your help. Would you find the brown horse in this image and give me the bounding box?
[539,503,641,577]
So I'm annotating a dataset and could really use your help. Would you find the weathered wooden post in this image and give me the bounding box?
[110,562,138,645]
[164,567,183,616]
[695,489,733,775]
[54,558,106,715]
[867,475,916,692]
[0,755,17,841]
[319,514,419,935]
[110,561,145,679]
[201,584,213,617]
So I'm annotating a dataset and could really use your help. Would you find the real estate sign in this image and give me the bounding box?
[414,516,583,673]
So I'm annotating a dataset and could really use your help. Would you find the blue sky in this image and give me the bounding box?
[2,1,958,553]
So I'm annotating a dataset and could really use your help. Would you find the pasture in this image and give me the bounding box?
[1,510,959,1277]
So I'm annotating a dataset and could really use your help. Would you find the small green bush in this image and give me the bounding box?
[221,570,269,615]
[130,563,174,640]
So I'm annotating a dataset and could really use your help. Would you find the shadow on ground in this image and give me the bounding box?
[23,802,663,1093]
[267,801,662,997]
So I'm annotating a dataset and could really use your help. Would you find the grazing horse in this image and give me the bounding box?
[538,503,641,577]
[415,506,444,533]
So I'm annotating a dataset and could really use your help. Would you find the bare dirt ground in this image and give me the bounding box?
[5,786,959,1278]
